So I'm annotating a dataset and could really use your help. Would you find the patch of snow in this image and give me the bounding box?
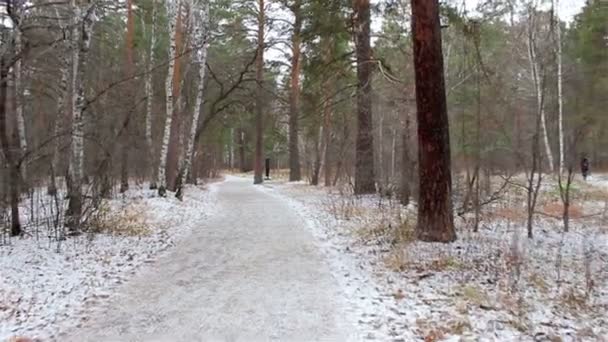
[259,179,608,341]
[0,182,220,341]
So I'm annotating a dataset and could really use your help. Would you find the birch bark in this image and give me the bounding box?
[177,0,209,196]
[157,0,181,196]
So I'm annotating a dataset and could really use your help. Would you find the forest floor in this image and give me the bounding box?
[1,172,607,341]
[258,171,608,341]
[0,182,220,341]
[2,177,359,341]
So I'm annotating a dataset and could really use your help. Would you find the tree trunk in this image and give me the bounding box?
[120,0,136,193]
[146,0,158,188]
[238,127,246,172]
[378,110,385,188]
[353,0,375,194]
[0,57,21,236]
[400,115,411,206]
[14,30,27,183]
[48,10,69,196]
[319,35,334,187]
[527,11,554,173]
[157,0,181,197]
[321,84,332,187]
[67,1,95,231]
[555,0,564,175]
[229,127,234,169]
[473,63,482,232]
[49,63,68,196]
[253,0,265,185]
[177,1,209,197]
[166,4,185,191]
[391,126,396,182]
[311,126,322,186]
[410,0,456,242]
[288,0,302,182]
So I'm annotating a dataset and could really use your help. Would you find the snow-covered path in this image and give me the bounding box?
[61,176,356,342]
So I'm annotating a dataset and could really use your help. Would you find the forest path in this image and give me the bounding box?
[62,176,355,342]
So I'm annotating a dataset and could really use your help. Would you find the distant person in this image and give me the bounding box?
[581,156,590,181]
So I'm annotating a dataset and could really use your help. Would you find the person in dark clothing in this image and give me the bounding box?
[581,156,590,181]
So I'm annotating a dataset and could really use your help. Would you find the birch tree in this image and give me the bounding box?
[14,28,27,182]
[146,0,158,188]
[177,0,210,198]
[157,0,181,197]
[527,5,554,173]
[555,0,564,175]
[66,0,96,230]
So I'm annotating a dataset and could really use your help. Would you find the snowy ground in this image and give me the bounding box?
[0,182,220,341]
[2,173,607,341]
[58,176,358,341]
[260,174,608,341]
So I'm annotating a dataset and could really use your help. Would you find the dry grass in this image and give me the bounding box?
[559,288,591,311]
[416,317,473,342]
[540,202,584,219]
[88,201,151,236]
[581,187,608,202]
[487,206,528,221]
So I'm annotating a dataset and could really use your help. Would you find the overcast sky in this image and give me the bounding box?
[369,0,585,31]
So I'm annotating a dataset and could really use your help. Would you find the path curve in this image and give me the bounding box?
[62,176,356,342]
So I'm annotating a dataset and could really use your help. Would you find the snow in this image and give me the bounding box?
[58,176,358,341]
[0,182,220,341]
[260,177,608,341]
[587,174,608,190]
[2,173,607,341]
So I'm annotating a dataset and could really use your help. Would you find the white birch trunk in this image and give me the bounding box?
[69,1,82,190]
[540,95,553,172]
[391,126,396,181]
[14,31,27,180]
[145,0,157,168]
[157,0,181,196]
[68,1,96,225]
[555,0,564,174]
[178,0,209,190]
[378,111,384,184]
[51,65,69,185]
[527,15,554,173]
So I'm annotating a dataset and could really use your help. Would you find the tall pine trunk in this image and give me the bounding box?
[157,0,180,197]
[120,0,136,193]
[288,0,302,182]
[411,0,456,242]
[353,0,375,194]
[253,0,265,184]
